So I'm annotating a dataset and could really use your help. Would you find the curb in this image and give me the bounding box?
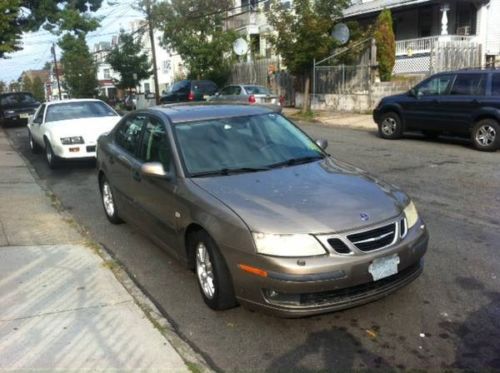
[2,127,215,373]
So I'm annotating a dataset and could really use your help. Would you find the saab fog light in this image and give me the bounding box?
[252,233,326,257]
[404,201,419,229]
[60,136,84,145]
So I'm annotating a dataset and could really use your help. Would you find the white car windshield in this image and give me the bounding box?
[46,101,118,122]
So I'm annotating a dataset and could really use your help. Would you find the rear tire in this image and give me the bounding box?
[99,176,124,224]
[191,230,237,310]
[471,119,499,152]
[378,112,403,139]
[44,139,59,169]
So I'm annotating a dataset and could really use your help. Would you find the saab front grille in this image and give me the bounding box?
[347,223,396,252]
[327,238,351,254]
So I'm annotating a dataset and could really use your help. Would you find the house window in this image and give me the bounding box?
[457,2,477,35]
[418,7,433,38]
[162,60,171,74]
[144,82,151,93]
[104,69,111,79]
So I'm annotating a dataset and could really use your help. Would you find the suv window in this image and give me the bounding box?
[416,75,454,96]
[450,74,486,95]
[138,117,172,171]
[170,80,190,93]
[193,81,218,95]
[115,114,146,154]
[491,74,500,96]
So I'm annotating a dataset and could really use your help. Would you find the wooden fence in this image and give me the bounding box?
[431,41,482,73]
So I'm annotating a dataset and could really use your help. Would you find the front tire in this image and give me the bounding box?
[29,131,42,154]
[191,230,237,310]
[378,112,403,139]
[44,139,59,169]
[100,176,123,224]
[471,119,499,152]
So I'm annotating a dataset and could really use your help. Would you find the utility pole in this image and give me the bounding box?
[51,43,62,101]
[146,0,160,105]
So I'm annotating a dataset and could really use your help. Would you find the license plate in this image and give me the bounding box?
[369,254,400,281]
[20,113,30,119]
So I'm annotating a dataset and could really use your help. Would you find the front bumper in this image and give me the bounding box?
[226,221,428,317]
[52,142,97,159]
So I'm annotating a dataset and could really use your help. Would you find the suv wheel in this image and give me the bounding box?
[378,112,403,139]
[191,230,237,310]
[471,119,499,152]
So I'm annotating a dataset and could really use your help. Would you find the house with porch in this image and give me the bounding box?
[343,0,500,75]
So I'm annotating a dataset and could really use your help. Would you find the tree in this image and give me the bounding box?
[43,61,52,70]
[106,31,152,92]
[374,9,395,82]
[32,76,45,102]
[21,75,33,93]
[0,81,6,93]
[59,34,98,98]
[0,0,22,58]
[1,0,103,59]
[9,81,21,92]
[154,0,237,85]
[267,0,349,113]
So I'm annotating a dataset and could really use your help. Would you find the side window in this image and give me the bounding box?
[139,117,172,172]
[115,115,146,154]
[491,74,500,96]
[220,86,233,95]
[417,75,454,96]
[33,104,46,123]
[450,74,486,96]
[234,86,242,95]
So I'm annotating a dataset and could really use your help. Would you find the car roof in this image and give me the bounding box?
[149,103,280,124]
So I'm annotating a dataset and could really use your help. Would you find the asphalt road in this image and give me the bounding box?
[5,122,500,371]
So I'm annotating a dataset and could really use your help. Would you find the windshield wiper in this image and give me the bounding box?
[267,155,325,169]
[191,167,271,178]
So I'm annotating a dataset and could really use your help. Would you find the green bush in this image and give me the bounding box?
[374,9,395,81]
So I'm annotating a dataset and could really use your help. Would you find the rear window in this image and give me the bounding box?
[244,85,271,95]
[491,74,500,96]
[450,74,486,96]
[0,93,36,106]
[192,81,218,95]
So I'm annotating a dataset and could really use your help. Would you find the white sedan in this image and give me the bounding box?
[28,99,121,168]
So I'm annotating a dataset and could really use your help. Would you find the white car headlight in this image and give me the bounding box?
[252,233,327,257]
[404,201,419,229]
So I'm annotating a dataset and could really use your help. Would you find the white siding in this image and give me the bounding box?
[485,0,500,55]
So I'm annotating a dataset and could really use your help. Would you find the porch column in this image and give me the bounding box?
[440,4,450,36]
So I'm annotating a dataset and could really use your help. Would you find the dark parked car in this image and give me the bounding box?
[160,80,218,103]
[373,69,500,151]
[0,92,40,126]
[96,103,428,317]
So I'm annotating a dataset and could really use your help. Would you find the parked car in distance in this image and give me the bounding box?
[123,94,137,111]
[373,69,500,151]
[159,80,218,103]
[211,84,284,106]
[0,92,40,126]
[96,103,428,317]
[28,99,121,168]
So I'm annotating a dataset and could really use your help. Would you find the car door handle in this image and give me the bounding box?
[132,170,141,182]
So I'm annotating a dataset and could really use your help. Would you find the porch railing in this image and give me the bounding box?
[224,11,267,31]
[395,35,476,56]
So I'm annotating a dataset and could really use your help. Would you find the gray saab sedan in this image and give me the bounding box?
[96,104,428,317]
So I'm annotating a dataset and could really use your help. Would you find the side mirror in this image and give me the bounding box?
[141,162,171,179]
[315,138,328,150]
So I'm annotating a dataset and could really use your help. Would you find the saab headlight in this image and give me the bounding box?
[60,136,84,145]
[252,233,327,257]
[404,201,419,229]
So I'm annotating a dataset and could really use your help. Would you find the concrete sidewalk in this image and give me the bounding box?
[283,108,376,131]
[0,129,193,371]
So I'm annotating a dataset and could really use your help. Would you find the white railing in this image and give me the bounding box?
[395,35,475,56]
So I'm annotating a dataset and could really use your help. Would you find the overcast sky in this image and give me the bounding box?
[0,0,143,83]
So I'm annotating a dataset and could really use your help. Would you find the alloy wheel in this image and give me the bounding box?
[102,182,115,217]
[476,124,496,146]
[381,117,397,136]
[196,242,215,299]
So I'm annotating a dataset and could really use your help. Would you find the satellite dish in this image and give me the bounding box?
[233,38,249,56]
[332,23,350,45]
